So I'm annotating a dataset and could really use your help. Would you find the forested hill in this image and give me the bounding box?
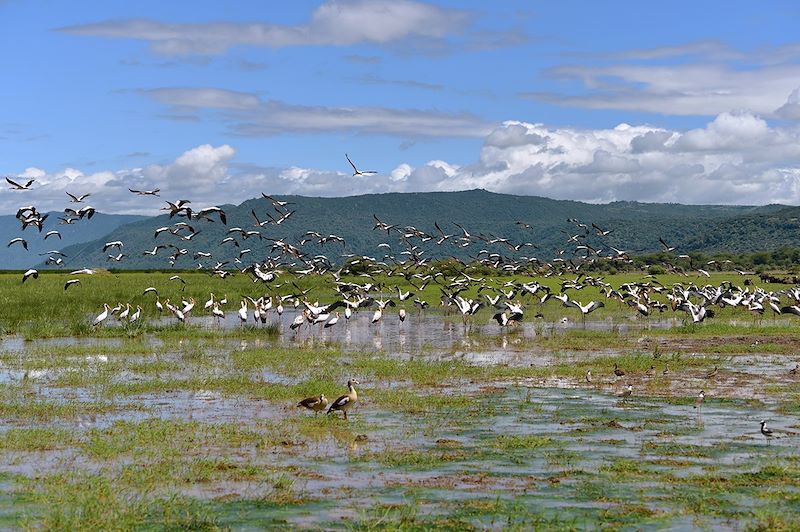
[38,189,797,269]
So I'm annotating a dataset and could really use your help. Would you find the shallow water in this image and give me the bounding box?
[1,319,799,528]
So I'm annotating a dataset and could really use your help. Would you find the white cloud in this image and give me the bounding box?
[58,0,468,55]
[527,43,800,119]
[394,114,800,204]
[142,87,492,137]
[5,112,800,215]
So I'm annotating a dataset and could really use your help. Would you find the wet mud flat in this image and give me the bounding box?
[0,322,798,529]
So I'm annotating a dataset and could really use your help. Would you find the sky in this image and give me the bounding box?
[2,0,800,214]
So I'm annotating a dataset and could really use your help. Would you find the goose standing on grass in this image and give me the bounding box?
[298,394,328,414]
[328,379,359,420]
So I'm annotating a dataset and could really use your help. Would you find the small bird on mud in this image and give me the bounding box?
[693,390,705,409]
[760,420,774,442]
[613,363,625,377]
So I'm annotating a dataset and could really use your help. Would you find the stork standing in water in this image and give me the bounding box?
[93,304,110,327]
[371,299,396,325]
[238,300,248,326]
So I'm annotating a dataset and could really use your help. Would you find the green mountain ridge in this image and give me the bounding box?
[37,189,799,270]
[0,212,146,269]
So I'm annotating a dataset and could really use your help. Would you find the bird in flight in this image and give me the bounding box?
[6,177,34,190]
[66,191,91,203]
[346,154,377,176]
[129,187,161,196]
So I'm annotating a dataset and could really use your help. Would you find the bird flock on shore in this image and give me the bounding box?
[4,157,798,436]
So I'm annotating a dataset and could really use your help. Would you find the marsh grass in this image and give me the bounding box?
[0,428,77,451]
[82,418,262,460]
[18,472,220,531]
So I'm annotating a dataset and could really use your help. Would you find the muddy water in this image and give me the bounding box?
[1,315,799,528]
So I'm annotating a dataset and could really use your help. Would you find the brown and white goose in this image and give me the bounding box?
[328,379,359,420]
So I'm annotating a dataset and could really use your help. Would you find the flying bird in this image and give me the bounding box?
[129,187,161,196]
[66,191,91,203]
[6,177,34,190]
[7,238,27,250]
[346,154,377,176]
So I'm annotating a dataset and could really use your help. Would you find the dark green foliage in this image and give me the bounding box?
[34,190,799,269]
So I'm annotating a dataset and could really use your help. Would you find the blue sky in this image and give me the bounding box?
[2,1,800,213]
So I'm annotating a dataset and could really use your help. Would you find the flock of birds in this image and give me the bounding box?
[4,157,798,437]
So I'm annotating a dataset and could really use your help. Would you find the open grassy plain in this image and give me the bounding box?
[0,270,798,529]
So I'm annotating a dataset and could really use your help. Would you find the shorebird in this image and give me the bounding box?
[704,366,718,379]
[760,420,774,442]
[585,370,592,383]
[618,384,633,398]
[613,363,625,377]
[346,154,377,176]
[298,394,328,414]
[328,379,359,420]
[693,390,705,409]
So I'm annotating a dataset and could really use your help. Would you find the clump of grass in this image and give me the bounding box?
[0,399,120,422]
[0,428,77,451]
[492,434,555,450]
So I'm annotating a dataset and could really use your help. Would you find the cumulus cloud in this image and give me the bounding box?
[5,112,800,215]
[57,0,469,55]
[402,115,800,204]
[141,87,492,137]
